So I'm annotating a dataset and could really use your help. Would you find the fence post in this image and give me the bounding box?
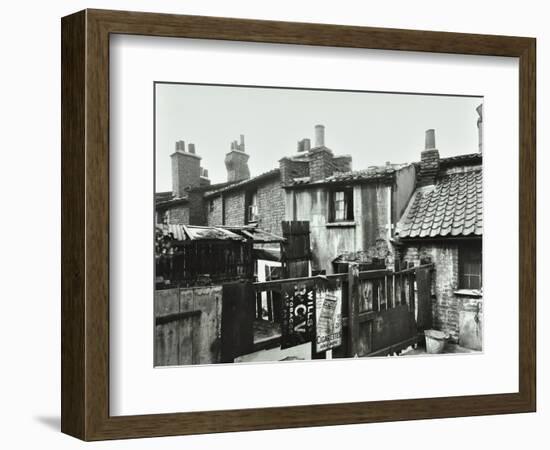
[221,282,255,363]
[347,262,360,357]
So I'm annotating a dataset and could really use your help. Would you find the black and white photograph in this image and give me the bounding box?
[154,83,483,366]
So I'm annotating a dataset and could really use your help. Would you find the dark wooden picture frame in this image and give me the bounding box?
[61,9,536,441]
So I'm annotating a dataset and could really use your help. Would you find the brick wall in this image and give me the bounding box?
[223,190,246,226]
[279,157,309,185]
[332,155,352,173]
[171,152,201,197]
[167,205,190,225]
[256,178,285,236]
[417,149,440,187]
[402,243,462,341]
[207,196,223,226]
[309,148,334,182]
[188,192,206,226]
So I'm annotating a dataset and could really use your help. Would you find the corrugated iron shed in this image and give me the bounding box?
[156,224,285,243]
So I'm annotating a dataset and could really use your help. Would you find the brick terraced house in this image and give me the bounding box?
[280,125,417,275]
[395,128,483,350]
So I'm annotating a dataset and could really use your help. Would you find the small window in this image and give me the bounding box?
[246,190,258,223]
[459,243,482,290]
[330,188,354,222]
[209,199,215,213]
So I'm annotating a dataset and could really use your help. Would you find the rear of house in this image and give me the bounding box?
[396,130,483,350]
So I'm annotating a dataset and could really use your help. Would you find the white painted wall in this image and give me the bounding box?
[0,1,547,449]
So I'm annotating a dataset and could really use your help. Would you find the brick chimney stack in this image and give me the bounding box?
[309,124,333,182]
[297,138,311,152]
[225,134,250,182]
[417,129,440,187]
[171,140,202,198]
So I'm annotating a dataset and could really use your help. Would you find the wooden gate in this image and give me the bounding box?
[281,221,311,278]
[345,263,433,357]
[154,286,222,366]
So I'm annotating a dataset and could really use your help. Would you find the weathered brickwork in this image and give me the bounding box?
[188,192,206,226]
[309,148,334,182]
[256,178,285,236]
[167,205,190,225]
[223,190,245,226]
[205,177,285,235]
[280,158,309,185]
[207,196,223,226]
[402,243,466,342]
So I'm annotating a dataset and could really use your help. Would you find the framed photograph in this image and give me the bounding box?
[61,9,536,440]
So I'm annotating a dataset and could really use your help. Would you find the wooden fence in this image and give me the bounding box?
[252,263,434,358]
[156,240,253,289]
[154,264,434,365]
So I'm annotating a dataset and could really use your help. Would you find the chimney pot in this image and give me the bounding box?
[175,140,185,152]
[239,134,245,152]
[303,138,311,152]
[425,129,436,150]
[188,143,196,154]
[314,125,325,147]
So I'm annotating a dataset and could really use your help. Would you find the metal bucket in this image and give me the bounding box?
[424,329,448,354]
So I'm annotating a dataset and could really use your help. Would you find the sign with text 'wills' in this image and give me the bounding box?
[315,286,342,352]
[280,281,315,349]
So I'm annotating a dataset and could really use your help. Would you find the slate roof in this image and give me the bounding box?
[397,169,482,239]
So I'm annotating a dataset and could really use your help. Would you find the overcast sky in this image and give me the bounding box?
[155,83,482,192]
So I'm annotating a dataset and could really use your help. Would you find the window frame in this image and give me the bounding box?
[329,187,354,223]
[245,189,259,223]
[458,241,482,290]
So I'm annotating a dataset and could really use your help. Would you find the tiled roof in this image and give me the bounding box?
[289,164,409,186]
[397,169,482,239]
[439,153,482,167]
[155,191,173,203]
[203,168,280,197]
[155,196,188,208]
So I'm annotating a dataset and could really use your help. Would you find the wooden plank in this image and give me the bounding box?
[178,288,196,366]
[253,273,346,291]
[194,286,223,364]
[221,283,255,362]
[155,288,180,318]
[155,322,179,366]
[358,269,392,280]
[154,289,180,366]
[415,267,433,330]
[61,10,87,439]
[347,263,360,357]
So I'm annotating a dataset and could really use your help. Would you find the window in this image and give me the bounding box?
[209,199,215,213]
[245,190,258,223]
[329,188,354,222]
[159,210,169,224]
[459,243,482,290]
